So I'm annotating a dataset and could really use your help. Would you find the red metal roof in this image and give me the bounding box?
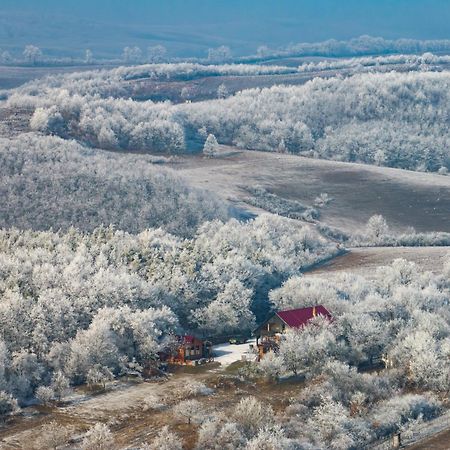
[180,335,200,344]
[276,305,332,328]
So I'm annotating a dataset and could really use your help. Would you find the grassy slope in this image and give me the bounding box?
[172,149,450,235]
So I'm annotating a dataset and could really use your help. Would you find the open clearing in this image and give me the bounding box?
[0,346,300,450]
[173,150,450,235]
[306,247,450,279]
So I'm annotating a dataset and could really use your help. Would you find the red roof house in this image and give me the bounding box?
[254,305,333,359]
[276,305,332,328]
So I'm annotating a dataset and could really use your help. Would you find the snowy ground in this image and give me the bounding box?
[213,339,257,366]
[306,246,450,279]
[173,150,450,235]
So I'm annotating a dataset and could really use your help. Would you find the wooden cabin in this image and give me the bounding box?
[254,305,333,360]
[162,335,212,365]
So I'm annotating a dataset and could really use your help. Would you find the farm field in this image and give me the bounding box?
[306,246,450,279]
[173,149,450,235]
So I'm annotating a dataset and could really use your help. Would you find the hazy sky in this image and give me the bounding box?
[1,0,450,56]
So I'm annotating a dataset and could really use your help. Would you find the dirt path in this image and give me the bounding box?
[407,428,450,449]
[0,374,197,449]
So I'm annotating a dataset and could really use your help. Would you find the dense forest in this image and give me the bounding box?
[0,134,227,236]
[6,67,450,173]
[0,217,337,401]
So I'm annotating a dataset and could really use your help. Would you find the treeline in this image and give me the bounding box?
[297,52,450,73]
[354,215,450,247]
[0,134,227,236]
[0,217,338,404]
[5,62,296,99]
[8,69,450,173]
[252,35,450,60]
[183,72,450,172]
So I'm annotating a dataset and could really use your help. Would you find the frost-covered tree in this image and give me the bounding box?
[278,318,338,376]
[147,45,167,63]
[277,139,287,154]
[0,50,12,63]
[180,86,192,101]
[23,45,42,64]
[86,365,114,390]
[173,399,204,424]
[11,350,44,399]
[217,83,229,99]
[123,46,142,63]
[307,395,356,449]
[256,45,271,58]
[207,45,232,62]
[233,397,273,437]
[193,279,255,335]
[50,371,71,401]
[258,351,284,380]
[246,425,295,450]
[203,134,219,158]
[85,49,93,64]
[35,386,54,405]
[196,419,246,450]
[365,215,389,244]
[0,391,19,422]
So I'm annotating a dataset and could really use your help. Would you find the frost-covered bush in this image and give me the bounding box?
[182,381,214,397]
[81,423,114,450]
[233,397,274,437]
[0,391,20,421]
[149,426,183,450]
[370,394,442,439]
[35,386,54,404]
[197,418,246,450]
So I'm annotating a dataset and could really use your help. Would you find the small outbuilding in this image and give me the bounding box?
[162,335,213,365]
[254,305,333,359]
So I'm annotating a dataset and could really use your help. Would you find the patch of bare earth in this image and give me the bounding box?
[407,428,450,449]
[0,106,32,137]
[0,367,304,450]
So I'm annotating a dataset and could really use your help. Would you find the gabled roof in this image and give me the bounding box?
[276,305,332,328]
[179,335,201,344]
